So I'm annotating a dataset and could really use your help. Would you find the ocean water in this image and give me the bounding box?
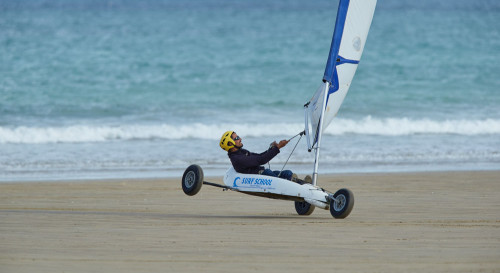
[1,0,499,181]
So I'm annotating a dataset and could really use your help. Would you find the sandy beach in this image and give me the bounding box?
[1,171,499,273]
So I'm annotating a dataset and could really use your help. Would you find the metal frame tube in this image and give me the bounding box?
[312,82,330,186]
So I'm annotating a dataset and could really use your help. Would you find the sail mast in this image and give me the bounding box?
[311,81,330,186]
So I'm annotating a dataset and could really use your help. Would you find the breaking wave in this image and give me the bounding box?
[1,117,499,144]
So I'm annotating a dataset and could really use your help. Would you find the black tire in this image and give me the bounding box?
[182,165,203,196]
[329,188,354,219]
[294,200,315,215]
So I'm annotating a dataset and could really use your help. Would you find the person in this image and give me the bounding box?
[219,130,306,182]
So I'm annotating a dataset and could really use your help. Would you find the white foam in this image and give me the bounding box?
[327,116,500,136]
[1,117,499,144]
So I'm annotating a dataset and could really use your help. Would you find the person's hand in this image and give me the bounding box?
[277,139,289,149]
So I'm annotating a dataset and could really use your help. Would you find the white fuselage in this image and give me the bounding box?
[223,168,330,209]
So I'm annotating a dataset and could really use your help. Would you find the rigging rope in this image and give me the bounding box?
[278,131,305,177]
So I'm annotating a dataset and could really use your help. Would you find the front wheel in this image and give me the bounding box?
[329,188,354,219]
[182,165,203,196]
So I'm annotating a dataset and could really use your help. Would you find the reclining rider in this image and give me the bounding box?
[219,130,309,183]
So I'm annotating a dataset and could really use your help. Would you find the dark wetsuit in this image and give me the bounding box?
[228,146,280,174]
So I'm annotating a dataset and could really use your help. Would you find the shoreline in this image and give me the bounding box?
[2,168,499,184]
[1,170,499,273]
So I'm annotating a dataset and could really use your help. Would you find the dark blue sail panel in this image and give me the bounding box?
[323,0,350,88]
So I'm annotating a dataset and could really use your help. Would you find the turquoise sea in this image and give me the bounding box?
[1,0,499,181]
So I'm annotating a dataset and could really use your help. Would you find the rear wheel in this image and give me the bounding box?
[294,176,315,216]
[294,200,315,215]
[329,188,354,219]
[182,165,203,196]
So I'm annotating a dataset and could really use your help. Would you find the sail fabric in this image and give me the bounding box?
[306,0,377,148]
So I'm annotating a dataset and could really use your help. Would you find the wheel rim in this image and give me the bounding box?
[184,171,196,188]
[333,194,346,211]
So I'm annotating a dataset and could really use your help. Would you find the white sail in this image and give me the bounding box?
[306,0,377,149]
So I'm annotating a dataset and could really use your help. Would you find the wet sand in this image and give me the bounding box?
[1,171,499,273]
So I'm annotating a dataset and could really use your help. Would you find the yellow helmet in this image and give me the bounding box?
[219,130,235,152]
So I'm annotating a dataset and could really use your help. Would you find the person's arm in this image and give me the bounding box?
[232,146,279,169]
[229,140,289,172]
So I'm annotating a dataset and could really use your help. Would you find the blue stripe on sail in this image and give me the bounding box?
[323,0,363,104]
[323,0,350,85]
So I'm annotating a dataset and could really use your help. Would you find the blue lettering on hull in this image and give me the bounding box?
[233,176,274,189]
